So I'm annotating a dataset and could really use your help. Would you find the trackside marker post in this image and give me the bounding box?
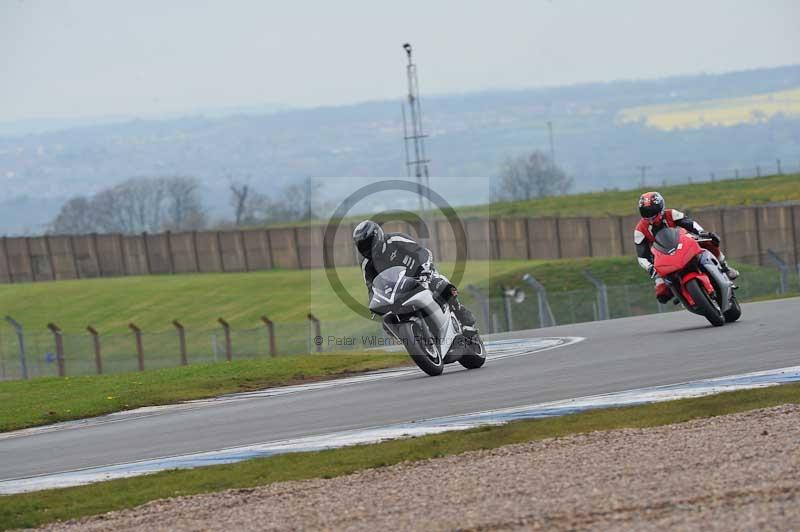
[129,323,144,371]
[521,274,557,328]
[261,316,277,357]
[467,285,493,333]
[583,270,610,321]
[5,316,28,379]
[307,313,322,353]
[46,323,66,377]
[766,249,789,294]
[87,325,103,374]
[172,320,188,365]
[217,318,232,361]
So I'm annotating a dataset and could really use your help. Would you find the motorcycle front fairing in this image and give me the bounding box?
[369,266,460,358]
[652,228,702,277]
[368,266,425,316]
[652,228,733,312]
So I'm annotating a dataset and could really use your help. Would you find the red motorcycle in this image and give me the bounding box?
[652,227,741,326]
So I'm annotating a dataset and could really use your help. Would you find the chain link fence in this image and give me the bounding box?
[1,263,797,381]
[465,266,799,334]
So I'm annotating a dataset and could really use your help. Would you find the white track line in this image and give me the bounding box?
[0,337,582,442]
[2,361,797,494]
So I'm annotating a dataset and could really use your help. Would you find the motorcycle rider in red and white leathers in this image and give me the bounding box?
[635,191,739,303]
[353,220,477,332]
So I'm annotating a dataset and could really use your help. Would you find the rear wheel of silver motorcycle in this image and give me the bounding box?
[400,321,444,376]
[458,334,486,369]
[686,278,725,327]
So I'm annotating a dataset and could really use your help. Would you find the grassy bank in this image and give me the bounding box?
[1,256,789,377]
[0,260,533,333]
[461,173,800,218]
[0,352,408,432]
[1,256,789,335]
[2,382,798,530]
[265,174,800,228]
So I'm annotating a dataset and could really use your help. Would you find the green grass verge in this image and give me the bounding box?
[461,173,800,218]
[265,174,800,227]
[2,382,799,530]
[0,260,533,333]
[0,353,408,432]
[0,256,789,377]
[0,256,789,335]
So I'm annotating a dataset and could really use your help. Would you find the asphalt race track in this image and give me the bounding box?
[1,297,798,484]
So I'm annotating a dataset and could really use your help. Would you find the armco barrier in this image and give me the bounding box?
[1,203,799,283]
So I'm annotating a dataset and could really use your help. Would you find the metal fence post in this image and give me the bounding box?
[307,313,322,352]
[173,320,188,365]
[47,323,66,377]
[766,249,789,294]
[583,270,609,320]
[467,285,493,334]
[87,325,103,374]
[261,316,278,357]
[500,287,525,332]
[217,318,232,361]
[521,274,557,328]
[129,323,145,371]
[501,287,514,332]
[4,316,28,379]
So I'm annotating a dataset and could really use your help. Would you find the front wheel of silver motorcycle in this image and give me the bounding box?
[400,321,444,376]
[458,334,487,369]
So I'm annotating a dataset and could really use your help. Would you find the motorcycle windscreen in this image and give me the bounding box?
[652,227,681,255]
[368,266,422,314]
[652,228,702,276]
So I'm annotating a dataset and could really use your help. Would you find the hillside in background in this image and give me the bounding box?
[464,173,800,218]
[1,64,799,235]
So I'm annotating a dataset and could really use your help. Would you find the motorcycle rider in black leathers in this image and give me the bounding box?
[353,220,477,331]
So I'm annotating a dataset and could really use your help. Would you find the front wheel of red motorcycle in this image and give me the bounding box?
[724,296,742,323]
[686,279,725,327]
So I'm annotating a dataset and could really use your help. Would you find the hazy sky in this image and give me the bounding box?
[2,0,798,122]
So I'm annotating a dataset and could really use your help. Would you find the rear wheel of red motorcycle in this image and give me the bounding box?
[686,279,725,327]
[724,296,742,323]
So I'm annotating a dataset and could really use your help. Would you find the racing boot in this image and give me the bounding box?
[449,290,477,335]
[719,255,739,280]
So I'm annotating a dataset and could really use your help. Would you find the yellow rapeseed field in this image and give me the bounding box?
[618,88,800,130]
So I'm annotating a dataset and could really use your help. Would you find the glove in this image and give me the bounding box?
[699,231,720,245]
[418,259,434,280]
[647,265,658,279]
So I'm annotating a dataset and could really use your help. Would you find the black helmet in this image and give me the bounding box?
[353,220,384,258]
[638,191,665,221]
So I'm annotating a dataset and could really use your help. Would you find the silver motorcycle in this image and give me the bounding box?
[369,266,486,376]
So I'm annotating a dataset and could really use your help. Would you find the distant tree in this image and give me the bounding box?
[93,177,166,233]
[223,177,323,227]
[48,176,208,234]
[91,186,127,233]
[496,150,573,201]
[238,189,273,226]
[278,177,319,222]
[163,176,207,230]
[49,196,95,234]
[229,181,250,226]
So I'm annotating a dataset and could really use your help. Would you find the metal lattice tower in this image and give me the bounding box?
[401,43,431,214]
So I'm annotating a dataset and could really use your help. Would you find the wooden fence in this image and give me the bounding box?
[1,203,799,283]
